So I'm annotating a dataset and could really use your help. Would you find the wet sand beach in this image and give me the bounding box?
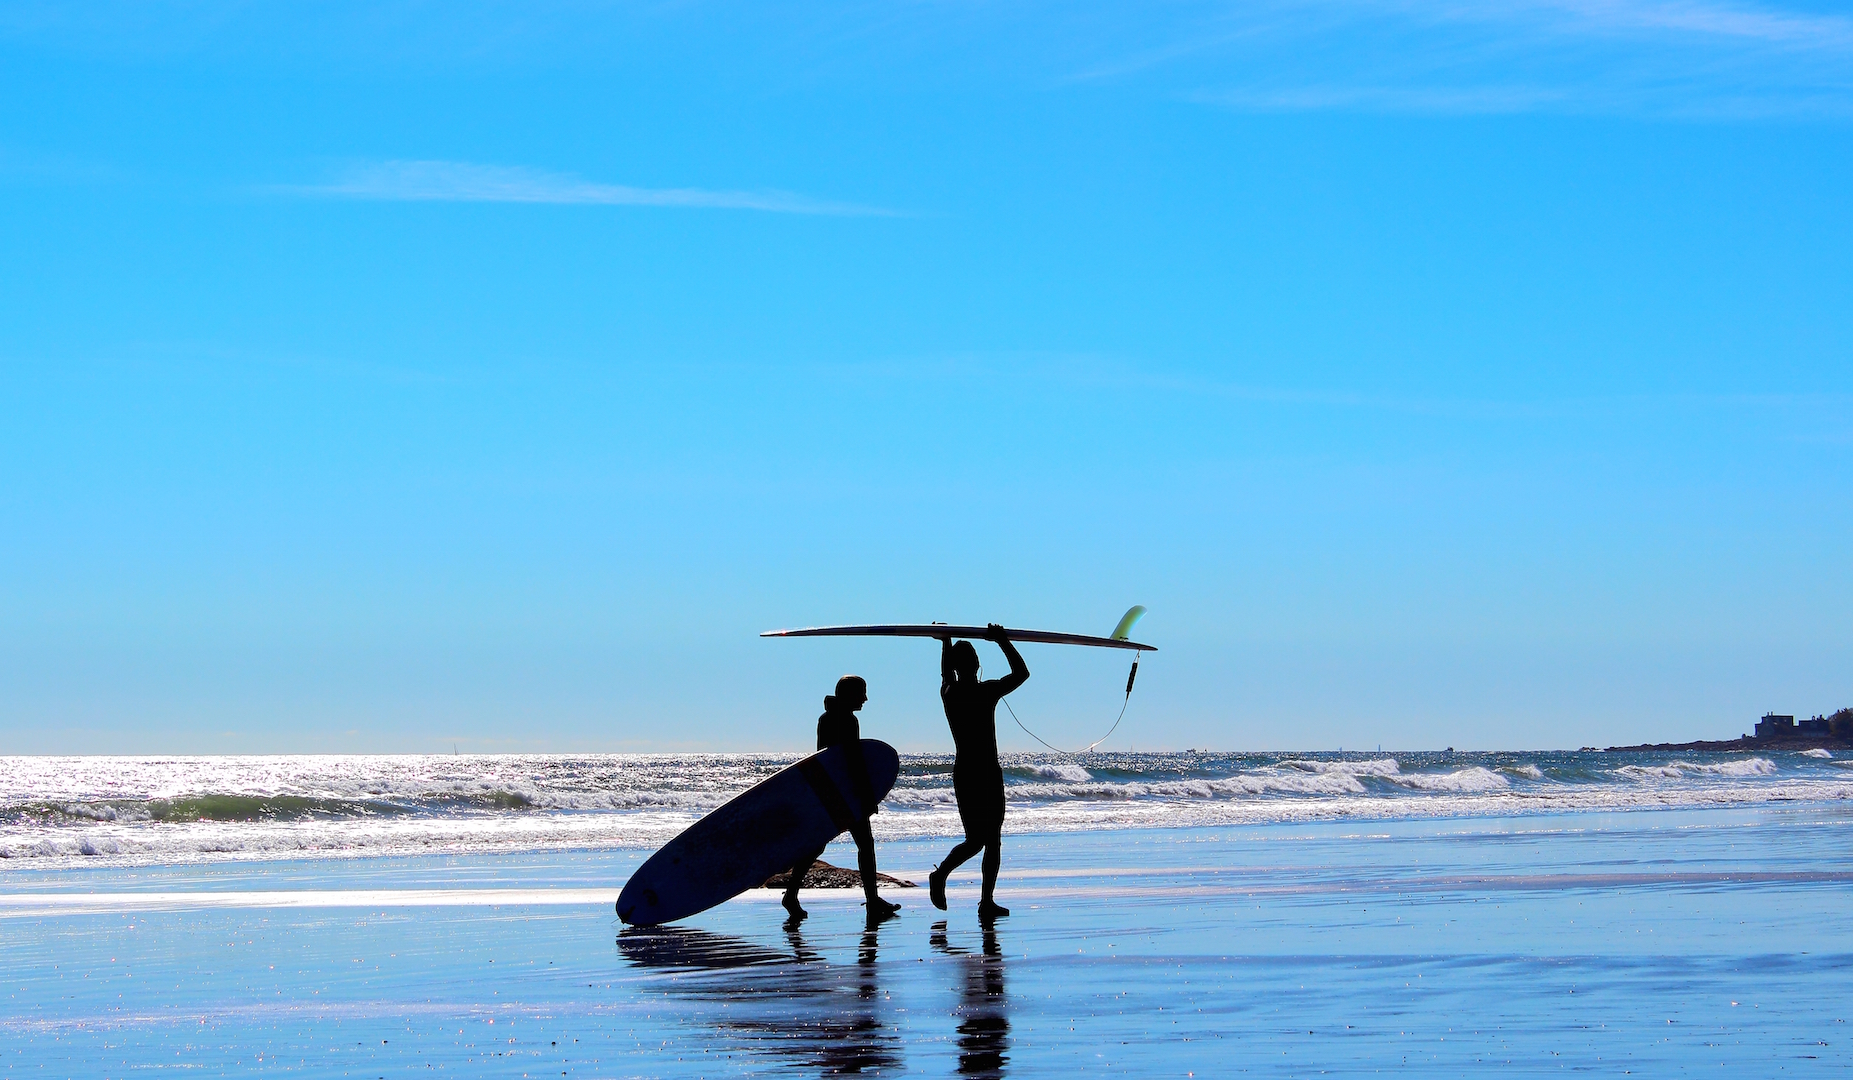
[5,803,1851,1076]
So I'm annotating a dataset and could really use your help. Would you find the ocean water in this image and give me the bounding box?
[2,748,1843,865]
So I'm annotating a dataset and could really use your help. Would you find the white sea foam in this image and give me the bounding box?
[0,888,616,913]
[0,810,700,864]
[1028,764,1093,782]
[1283,758,1401,778]
[1390,767,1510,793]
[1504,764,1546,780]
[1803,748,1833,759]
[1001,770,1373,803]
[1613,758,1777,781]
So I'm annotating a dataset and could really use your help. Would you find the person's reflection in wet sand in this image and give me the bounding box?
[858,915,881,985]
[618,922,900,1074]
[932,918,1010,1078]
[783,916,821,965]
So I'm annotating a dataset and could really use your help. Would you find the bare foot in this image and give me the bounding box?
[782,894,807,920]
[977,899,1009,919]
[929,866,948,911]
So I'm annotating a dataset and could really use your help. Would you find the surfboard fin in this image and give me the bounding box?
[1110,605,1147,642]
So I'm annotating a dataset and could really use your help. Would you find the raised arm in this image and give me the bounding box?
[940,635,955,694]
[985,623,1029,695]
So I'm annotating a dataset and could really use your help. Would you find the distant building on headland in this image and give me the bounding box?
[1754,713,1796,737]
[1752,712,1837,738]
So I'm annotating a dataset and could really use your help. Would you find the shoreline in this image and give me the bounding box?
[7,796,1853,888]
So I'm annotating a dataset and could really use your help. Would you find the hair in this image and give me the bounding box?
[834,675,867,700]
[948,641,980,680]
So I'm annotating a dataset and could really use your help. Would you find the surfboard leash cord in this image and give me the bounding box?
[995,652,1140,757]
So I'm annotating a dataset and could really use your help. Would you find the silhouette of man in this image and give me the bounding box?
[783,675,900,922]
[929,625,1028,917]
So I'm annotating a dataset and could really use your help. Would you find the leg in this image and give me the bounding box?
[930,835,984,910]
[977,799,1007,917]
[980,836,1001,901]
[935,770,991,910]
[939,836,985,875]
[977,833,1007,916]
[783,839,827,919]
[850,817,899,917]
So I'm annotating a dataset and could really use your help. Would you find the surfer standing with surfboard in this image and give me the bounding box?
[781,675,902,922]
[929,624,1028,918]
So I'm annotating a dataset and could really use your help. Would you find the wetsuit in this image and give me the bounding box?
[941,642,1028,841]
[816,698,878,812]
[783,696,880,900]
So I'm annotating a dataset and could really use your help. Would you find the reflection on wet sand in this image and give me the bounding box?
[932,919,1010,1078]
[618,920,902,1073]
[616,924,792,969]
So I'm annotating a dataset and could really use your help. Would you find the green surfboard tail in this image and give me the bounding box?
[1110,605,1148,642]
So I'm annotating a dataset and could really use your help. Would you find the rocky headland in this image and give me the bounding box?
[1598,707,1853,753]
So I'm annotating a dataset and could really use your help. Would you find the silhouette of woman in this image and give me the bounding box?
[929,624,1028,917]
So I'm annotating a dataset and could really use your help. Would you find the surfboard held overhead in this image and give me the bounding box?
[761,616,1155,652]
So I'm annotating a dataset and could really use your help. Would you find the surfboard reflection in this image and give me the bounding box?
[615,925,793,969]
[932,919,1010,1078]
[617,923,903,1074]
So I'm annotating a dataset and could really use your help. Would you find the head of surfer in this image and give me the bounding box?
[949,641,980,682]
[826,675,868,713]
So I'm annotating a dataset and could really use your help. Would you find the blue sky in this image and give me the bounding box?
[2,0,1850,753]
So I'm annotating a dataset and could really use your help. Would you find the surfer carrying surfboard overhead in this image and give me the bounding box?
[929,624,1028,918]
[781,675,901,922]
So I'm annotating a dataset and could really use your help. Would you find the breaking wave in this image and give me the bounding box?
[1391,766,1510,793]
[1026,763,1093,782]
[1613,758,1777,781]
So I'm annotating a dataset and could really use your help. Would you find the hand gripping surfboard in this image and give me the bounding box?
[617,739,901,926]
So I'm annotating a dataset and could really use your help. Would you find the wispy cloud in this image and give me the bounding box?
[1070,0,1853,117]
[0,143,121,184]
[1191,84,1571,114]
[278,160,895,216]
[1479,0,1853,50]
